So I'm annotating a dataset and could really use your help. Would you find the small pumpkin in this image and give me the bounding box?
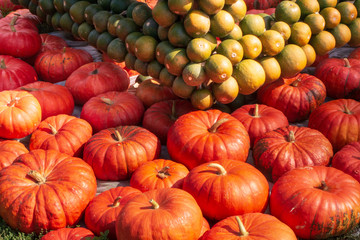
[41,227,95,240]
[0,139,28,171]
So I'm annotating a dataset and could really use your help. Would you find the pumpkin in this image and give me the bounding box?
[41,227,95,240]
[332,141,360,183]
[308,99,360,152]
[231,104,289,147]
[116,188,203,240]
[142,99,196,144]
[182,160,269,221]
[257,73,326,122]
[270,166,360,239]
[135,79,178,108]
[29,114,92,157]
[349,47,360,60]
[84,186,141,240]
[0,139,28,171]
[18,81,74,120]
[200,217,210,239]
[0,149,97,234]
[201,213,297,240]
[245,0,281,10]
[0,90,41,139]
[0,55,37,91]
[311,53,329,67]
[80,91,144,133]
[0,0,21,14]
[130,159,189,192]
[5,8,41,27]
[167,109,250,169]
[0,14,41,58]
[315,58,360,100]
[34,47,93,83]
[83,125,161,180]
[102,52,139,77]
[65,62,130,105]
[253,125,333,182]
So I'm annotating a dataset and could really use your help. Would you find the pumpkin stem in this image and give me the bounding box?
[235,216,249,237]
[253,104,259,118]
[113,129,123,142]
[157,166,171,179]
[7,97,19,107]
[316,181,329,191]
[20,87,38,92]
[288,130,295,143]
[91,68,98,75]
[170,100,177,121]
[207,163,227,175]
[149,199,160,209]
[28,170,46,184]
[101,97,114,105]
[0,59,6,69]
[344,105,352,114]
[48,123,58,135]
[63,47,67,53]
[10,15,18,32]
[291,78,301,87]
[208,118,228,133]
[344,58,351,68]
[112,196,122,208]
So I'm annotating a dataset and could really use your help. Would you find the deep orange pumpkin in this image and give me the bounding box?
[270,166,360,239]
[116,188,203,240]
[0,149,97,234]
[167,109,250,169]
[0,139,28,171]
[41,227,95,240]
[182,159,269,221]
[332,141,360,183]
[253,125,333,182]
[84,186,141,240]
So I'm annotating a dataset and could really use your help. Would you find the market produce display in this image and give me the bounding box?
[0,0,360,239]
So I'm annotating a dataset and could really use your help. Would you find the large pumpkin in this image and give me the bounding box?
[183,160,269,221]
[34,47,93,83]
[29,114,92,157]
[83,126,161,180]
[0,149,97,234]
[167,109,250,169]
[231,104,289,147]
[257,73,326,122]
[80,91,144,133]
[332,141,360,183]
[65,61,130,105]
[308,98,360,152]
[116,188,203,240]
[41,227,95,240]
[270,166,360,239]
[253,125,333,182]
[315,58,360,100]
[201,213,297,240]
[84,186,141,240]
[0,90,41,139]
[0,139,28,171]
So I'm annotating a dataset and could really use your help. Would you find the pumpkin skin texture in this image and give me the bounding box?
[41,227,95,240]
[257,73,326,122]
[142,99,196,144]
[0,90,41,139]
[84,186,142,240]
[83,126,161,180]
[201,213,297,240]
[167,109,250,170]
[34,47,93,83]
[349,47,360,60]
[308,99,360,152]
[231,104,289,147]
[245,0,281,10]
[315,58,360,101]
[130,159,189,192]
[18,81,74,120]
[270,166,360,239]
[0,55,38,91]
[116,188,203,240]
[29,114,92,157]
[182,160,269,221]
[253,125,333,182]
[0,149,97,234]
[65,62,130,105]
[332,141,360,183]
[0,139,28,171]
[80,91,145,133]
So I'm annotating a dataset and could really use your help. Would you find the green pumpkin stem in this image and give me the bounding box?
[209,118,228,133]
[253,104,259,118]
[63,47,67,53]
[288,131,295,143]
[235,216,249,237]
[149,199,160,209]
[101,97,114,105]
[207,163,227,175]
[112,196,122,208]
[170,100,177,121]
[10,15,18,32]
[113,129,123,142]
[344,105,352,114]
[48,123,58,135]
[317,181,329,191]
[0,59,6,69]
[20,87,38,92]
[28,170,46,184]
[291,78,301,87]
[157,166,171,179]
[344,58,351,68]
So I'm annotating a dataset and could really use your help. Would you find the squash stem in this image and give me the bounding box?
[253,104,259,118]
[113,129,123,142]
[48,123,58,135]
[10,15,18,32]
[157,166,171,179]
[208,118,228,133]
[235,216,249,237]
[170,100,177,121]
[288,131,295,143]
[62,47,67,53]
[344,58,351,68]
[291,79,301,87]
[317,181,329,191]
[20,87,38,92]
[101,97,114,105]
[149,199,159,209]
[344,105,352,114]
[0,59,6,69]
[28,170,46,184]
[112,196,122,208]
[207,163,227,175]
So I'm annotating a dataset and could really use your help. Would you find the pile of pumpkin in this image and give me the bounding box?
[0,0,360,240]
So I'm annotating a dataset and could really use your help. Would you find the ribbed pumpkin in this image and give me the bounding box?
[167,109,250,169]
[41,227,95,240]
[257,73,326,122]
[0,139,28,171]
[332,141,360,183]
